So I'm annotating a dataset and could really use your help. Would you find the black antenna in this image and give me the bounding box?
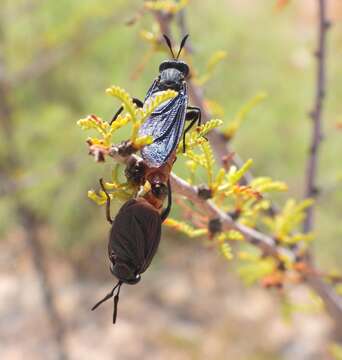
[163,34,175,59]
[112,282,122,324]
[176,34,189,60]
[91,280,123,324]
[91,280,121,311]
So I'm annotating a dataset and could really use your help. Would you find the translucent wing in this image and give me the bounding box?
[144,79,159,100]
[139,85,188,167]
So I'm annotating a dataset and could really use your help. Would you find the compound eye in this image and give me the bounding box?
[125,273,141,285]
[151,183,168,199]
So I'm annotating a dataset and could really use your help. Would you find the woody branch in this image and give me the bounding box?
[303,0,330,233]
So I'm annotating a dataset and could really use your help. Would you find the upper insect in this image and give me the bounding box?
[110,34,201,168]
[137,34,201,168]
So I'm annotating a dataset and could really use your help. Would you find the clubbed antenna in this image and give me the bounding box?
[176,34,189,60]
[163,34,176,59]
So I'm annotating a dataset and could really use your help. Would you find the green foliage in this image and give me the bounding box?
[164,218,208,238]
[222,92,268,140]
[177,119,223,153]
[237,251,277,285]
[227,159,254,186]
[335,284,342,296]
[180,139,287,234]
[262,198,314,245]
[144,0,189,14]
[88,165,135,205]
[220,242,233,260]
[280,292,323,322]
[195,51,228,86]
[77,85,180,205]
[78,86,177,151]
[250,177,288,193]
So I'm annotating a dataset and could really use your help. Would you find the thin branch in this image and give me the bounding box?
[300,2,342,341]
[170,172,291,259]
[303,0,330,233]
[154,10,173,38]
[306,274,342,341]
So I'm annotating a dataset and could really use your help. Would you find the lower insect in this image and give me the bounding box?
[91,176,171,323]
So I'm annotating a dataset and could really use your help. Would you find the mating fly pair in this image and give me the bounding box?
[91,34,202,323]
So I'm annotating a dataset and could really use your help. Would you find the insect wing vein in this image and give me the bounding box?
[140,89,187,167]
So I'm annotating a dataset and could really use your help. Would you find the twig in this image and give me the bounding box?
[301,2,342,341]
[154,10,173,38]
[303,0,330,233]
[170,172,291,259]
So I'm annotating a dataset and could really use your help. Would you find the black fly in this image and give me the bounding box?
[111,34,201,168]
[91,178,171,324]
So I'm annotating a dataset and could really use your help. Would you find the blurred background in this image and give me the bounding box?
[0,0,342,359]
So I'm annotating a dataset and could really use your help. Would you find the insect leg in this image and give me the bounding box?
[182,107,201,153]
[160,180,172,222]
[186,106,201,125]
[110,98,143,125]
[99,178,113,224]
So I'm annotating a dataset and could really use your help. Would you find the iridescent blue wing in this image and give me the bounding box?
[139,85,187,167]
[144,79,159,101]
